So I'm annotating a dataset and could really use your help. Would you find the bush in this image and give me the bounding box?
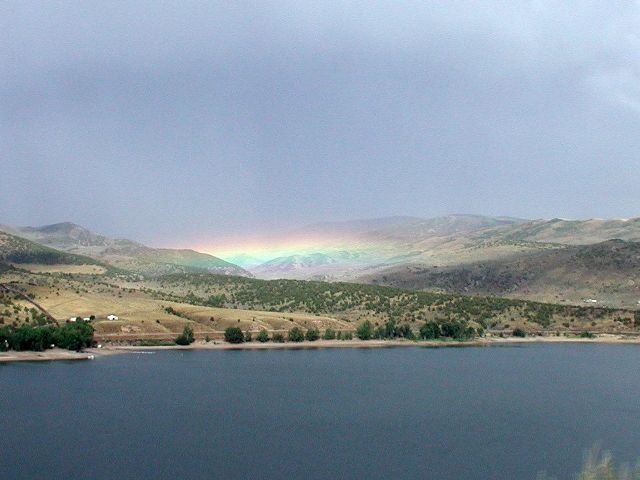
[440,321,475,340]
[580,331,595,338]
[288,327,304,342]
[341,331,353,340]
[244,330,252,342]
[305,327,320,341]
[512,327,527,338]
[256,329,269,343]
[419,322,440,340]
[356,320,373,340]
[53,322,95,351]
[272,333,285,343]
[224,326,244,344]
[175,325,195,345]
[322,328,336,340]
[0,322,95,352]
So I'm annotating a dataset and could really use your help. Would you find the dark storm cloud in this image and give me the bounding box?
[2,1,640,245]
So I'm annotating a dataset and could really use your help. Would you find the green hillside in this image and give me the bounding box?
[0,231,107,267]
[140,272,637,333]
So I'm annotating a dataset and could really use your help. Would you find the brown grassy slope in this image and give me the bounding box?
[359,240,640,308]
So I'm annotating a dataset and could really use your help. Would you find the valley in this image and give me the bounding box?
[2,215,640,347]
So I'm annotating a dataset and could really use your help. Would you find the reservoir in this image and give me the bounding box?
[2,344,640,479]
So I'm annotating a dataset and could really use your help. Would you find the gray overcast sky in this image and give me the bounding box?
[2,1,640,246]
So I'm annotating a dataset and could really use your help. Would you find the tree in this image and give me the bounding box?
[52,322,94,351]
[305,327,320,341]
[244,330,252,342]
[256,329,269,343]
[288,327,304,342]
[224,326,244,344]
[419,322,440,340]
[356,320,373,340]
[175,325,195,345]
[322,328,336,340]
[512,327,527,338]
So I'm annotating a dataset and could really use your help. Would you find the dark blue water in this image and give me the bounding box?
[2,345,640,479]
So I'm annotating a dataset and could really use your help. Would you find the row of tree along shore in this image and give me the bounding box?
[0,322,95,352]
[157,319,483,347]
[0,318,605,352]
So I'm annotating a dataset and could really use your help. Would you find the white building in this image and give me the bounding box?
[107,314,119,321]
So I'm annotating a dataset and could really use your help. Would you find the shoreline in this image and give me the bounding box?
[4,335,640,363]
[106,334,640,352]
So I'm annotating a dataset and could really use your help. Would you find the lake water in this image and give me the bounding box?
[2,344,640,479]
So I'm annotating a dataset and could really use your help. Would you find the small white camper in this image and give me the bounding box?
[107,314,119,321]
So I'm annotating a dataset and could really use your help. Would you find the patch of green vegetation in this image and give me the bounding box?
[305,327,320,341]
[322,328,336,340]
[0,321,94,352]
[175,325,195,345]
[224,326,244,344]
[287,327,304,342]
[512,327,527,337]
[256,329,269,342]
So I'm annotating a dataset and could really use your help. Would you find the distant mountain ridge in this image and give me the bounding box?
[245,214,530,279]
[0,222,250,277]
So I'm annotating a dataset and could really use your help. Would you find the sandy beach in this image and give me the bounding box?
[0,348,94,363]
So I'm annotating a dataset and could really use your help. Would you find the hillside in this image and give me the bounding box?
[242,215,530,279]
[360,239,640,308]
[1,222,250,277]
[480,217,640,244]
[250,253,338,279]
[2,264,638,340]
[130,272,639,335]
[0,231,107,268]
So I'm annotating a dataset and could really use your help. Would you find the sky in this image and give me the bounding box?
[2,1,640,247]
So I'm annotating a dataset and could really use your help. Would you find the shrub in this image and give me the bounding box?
[419,322,440,340]
[322,328,336,340]
[288,327,304,342]
[272,333,285,343]
[305,327,320,341]
[256,329,269,343]
[440,321,475,340]
[224,326,244,344]
[175,325,195,345]
[244,330,252,342]
[580,331,595,338]
[52,322,94,351]
[512,327,527,338]
[356,320,373,340]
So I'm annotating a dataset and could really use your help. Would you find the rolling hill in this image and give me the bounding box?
[0,230,108,268]
[360,239,640,308]
[1,222,250,277]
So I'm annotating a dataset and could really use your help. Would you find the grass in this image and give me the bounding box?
[538,448,640,480]
[1,262,638,342]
